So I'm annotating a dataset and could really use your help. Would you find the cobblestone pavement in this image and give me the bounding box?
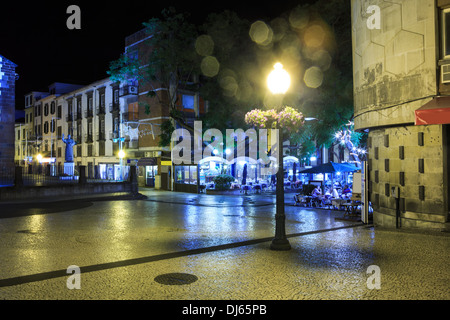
[0,189,448,300]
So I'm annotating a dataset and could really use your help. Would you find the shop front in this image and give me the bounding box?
[174,164,198,193]
[137,157,158,187]
[98,163,129,181]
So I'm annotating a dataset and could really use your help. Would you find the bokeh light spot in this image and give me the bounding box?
[304,25,326,48]
[289,7,309,29]
[304,66,323,89]
[195,35,214,56]
[201,56,220,77]
[249,21,273,46]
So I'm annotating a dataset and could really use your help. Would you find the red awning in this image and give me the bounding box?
[415,97,450,125]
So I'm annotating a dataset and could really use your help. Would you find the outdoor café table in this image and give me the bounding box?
[253,184,262,193]
[331,198,346,210]
[241,185,251,194]
[342,200,361,216]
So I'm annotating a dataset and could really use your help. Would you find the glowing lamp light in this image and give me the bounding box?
[267,63,291,94]
[36,154,43,163]
[310,156,317,162]
[118,150,126,159]
[213,149,219,155]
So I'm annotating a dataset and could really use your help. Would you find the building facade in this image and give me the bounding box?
[123,29,208,190]
[351,0,450,230]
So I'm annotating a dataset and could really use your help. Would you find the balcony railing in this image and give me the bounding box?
[109,103,120,113]
[84,109,93,118]
[96,132,106,141]
[95,106,106,115]
[122,112,139,122]
[84,134,93,144]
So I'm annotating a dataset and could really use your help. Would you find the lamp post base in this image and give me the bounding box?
[270,238,291,251]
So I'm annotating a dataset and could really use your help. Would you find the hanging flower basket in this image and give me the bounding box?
[245,106,304,133]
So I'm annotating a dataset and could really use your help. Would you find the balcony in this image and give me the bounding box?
[126,140,139,149]
[96,132,106,141]
[109,103,120,113]
[119,85,138,97]
[122,112,139,122]
[109,131,119,140]
[84,109,93,118]
[84,134,93,144]
[96,106,106,115]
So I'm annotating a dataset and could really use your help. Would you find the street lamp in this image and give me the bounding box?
[118,149,126,181]
[267,63,291,94]
[268,63,291,251]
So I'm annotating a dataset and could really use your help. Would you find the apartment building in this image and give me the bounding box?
[123,29,208,190]
[20,79,143,180]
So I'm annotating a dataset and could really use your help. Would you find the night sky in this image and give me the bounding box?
[1,1,316,109]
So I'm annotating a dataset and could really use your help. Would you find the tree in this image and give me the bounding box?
[265,0,365,158]
[197,11,262,133]
[108,8,200,146]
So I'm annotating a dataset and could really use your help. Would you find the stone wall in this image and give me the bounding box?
[351,0,437,131]
[0,182,132,202]
[351,1,450,230]
[0,55,17,178]
[368,125,448,229]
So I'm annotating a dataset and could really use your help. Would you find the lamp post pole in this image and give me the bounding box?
[267,63,291,251]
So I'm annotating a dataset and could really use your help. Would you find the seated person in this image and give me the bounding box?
[342,185,352,199]
[332,187,340,199]
[324,187,333,198]
[312,186,322,197]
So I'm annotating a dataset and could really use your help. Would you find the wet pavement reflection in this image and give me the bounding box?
[0,189,448,299]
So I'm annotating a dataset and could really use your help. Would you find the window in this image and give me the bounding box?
[88,97,93,110]
[51,119,56,133]
[101,94,105,107]
[44,104,49,116]
[57,105,62,118]
[175,165,198,185]
[51,102,55,114]
[182,95,195,110]
[442,8,450,59]
[114,89,119,104]
[44,121,49,134]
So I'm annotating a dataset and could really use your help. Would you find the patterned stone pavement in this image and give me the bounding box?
[0,189,448,301]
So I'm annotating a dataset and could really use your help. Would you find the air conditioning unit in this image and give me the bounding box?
[129,86,138,94]
[441,64,450,84]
